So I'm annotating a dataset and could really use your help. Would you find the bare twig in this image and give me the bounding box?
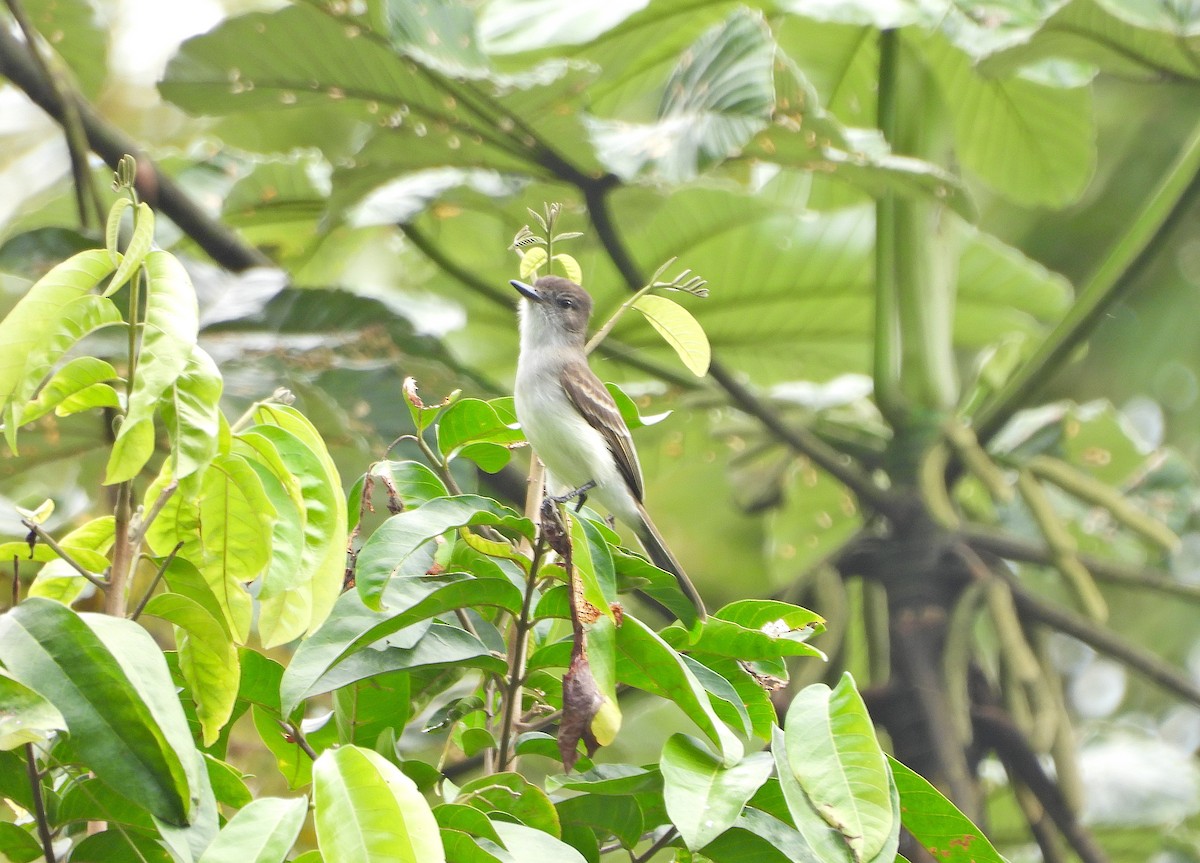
[1002,573,1200,707]
[129,480,178,548]
[631,827,679,863]
[21,519,106,589]
[129,542,184,622]
[962,525,1200,603]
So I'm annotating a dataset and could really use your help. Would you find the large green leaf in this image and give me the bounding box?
[22,0,110,97]
[607,188,1071,384]
[887,756,1006,863]
[281,575,518,712]
[916,31,1095,208]
[0,671,66,750]
[144,454,277,641]
[783,674,894,863]
[240,422,341,646]
[354,494,533,608]
[662,735,773,850]
[980,0,1200,82]
[253,403,348,638]
[107,250,200,483]
[314,744,445,863]
[143,592,240,747]
[0,599,200,825]
[489,821,587,863]
[586,9,775,183]
[197,796,308,863]
[616,616,744,765]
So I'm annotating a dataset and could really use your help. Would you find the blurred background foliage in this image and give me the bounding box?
[2,0,1200,861]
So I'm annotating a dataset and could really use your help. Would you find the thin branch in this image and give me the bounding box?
[582,185,902,519]
[24,744,56,863]
[631,827,679,863]
[974,705,1109,863]
[129,542,184,622]
[961,525,1200,603]
[873,28,904,427]
[1002,573,1200,707]
[974,118,1200,443]
[0,24,272,272]
[129,480,178,548]
[21,519,106,589]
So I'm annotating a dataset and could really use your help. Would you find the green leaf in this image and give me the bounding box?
[355,495,533,608]
[783,674,894,863]
[241,423,341,647]
[22,356,118,423]
[0,249,119,451]
[701,806,817,863]
[145,455,277,641]
[553,253,582,282]
[489,821,587,863]
[586,10,774,183]
[104,202,155,296]
[204,752,253,809]
[370,460,449,508]
[887,756,1005,863]
[917,31,1095,208]
[631,293,710,376]
[662,735,773,850]
[0,821,41,863]
[616,616,743,765]
[557,792,642,850]
[455,772,560,837]
[253,403,348,638]
[980,0,1200,82]
[314,744,446,863]
[0,599,200,825]
[436,398,524,471]
[22,0,109,97]
[333,669,412,745]
[281,574,517,712]
[143,593,240,747]
[67,830,174,863]
[105,197,132,260]
[161,347,223,479]
[197,796,308,863]
[520,246,548,280]
[107,250,199,483]
[0,671,66,749]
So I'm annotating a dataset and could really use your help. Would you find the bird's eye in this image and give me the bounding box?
[555,297,573,309]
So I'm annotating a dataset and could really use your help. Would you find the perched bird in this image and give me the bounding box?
[511,275,706,620]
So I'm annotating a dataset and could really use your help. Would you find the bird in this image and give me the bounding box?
[511,274,706,620]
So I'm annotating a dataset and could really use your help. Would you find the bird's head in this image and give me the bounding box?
[511,275,594,344]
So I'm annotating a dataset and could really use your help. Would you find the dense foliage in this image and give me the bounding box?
[2,0,1200,861]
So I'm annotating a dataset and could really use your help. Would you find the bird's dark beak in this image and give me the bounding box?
[510,280,542,302]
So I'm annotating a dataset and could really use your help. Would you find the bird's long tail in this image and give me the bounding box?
[633,502,707,621]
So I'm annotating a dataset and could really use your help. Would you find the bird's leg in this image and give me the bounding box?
[548,480,596,512]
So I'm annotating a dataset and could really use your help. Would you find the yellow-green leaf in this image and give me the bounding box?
[104,202,155,296]
[553,253,582,282]
[632,294,711,376]
[520,247,547,280]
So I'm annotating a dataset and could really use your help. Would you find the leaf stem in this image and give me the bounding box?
[24,743,56,863]
[873,28,904,427]
[21,519,107,589]
[129,541,184,622]
[631,827,679,863]
[279,719,318,760]
[584,259,674,356]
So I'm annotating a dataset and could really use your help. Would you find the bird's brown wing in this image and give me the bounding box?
[559,359,644,502]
